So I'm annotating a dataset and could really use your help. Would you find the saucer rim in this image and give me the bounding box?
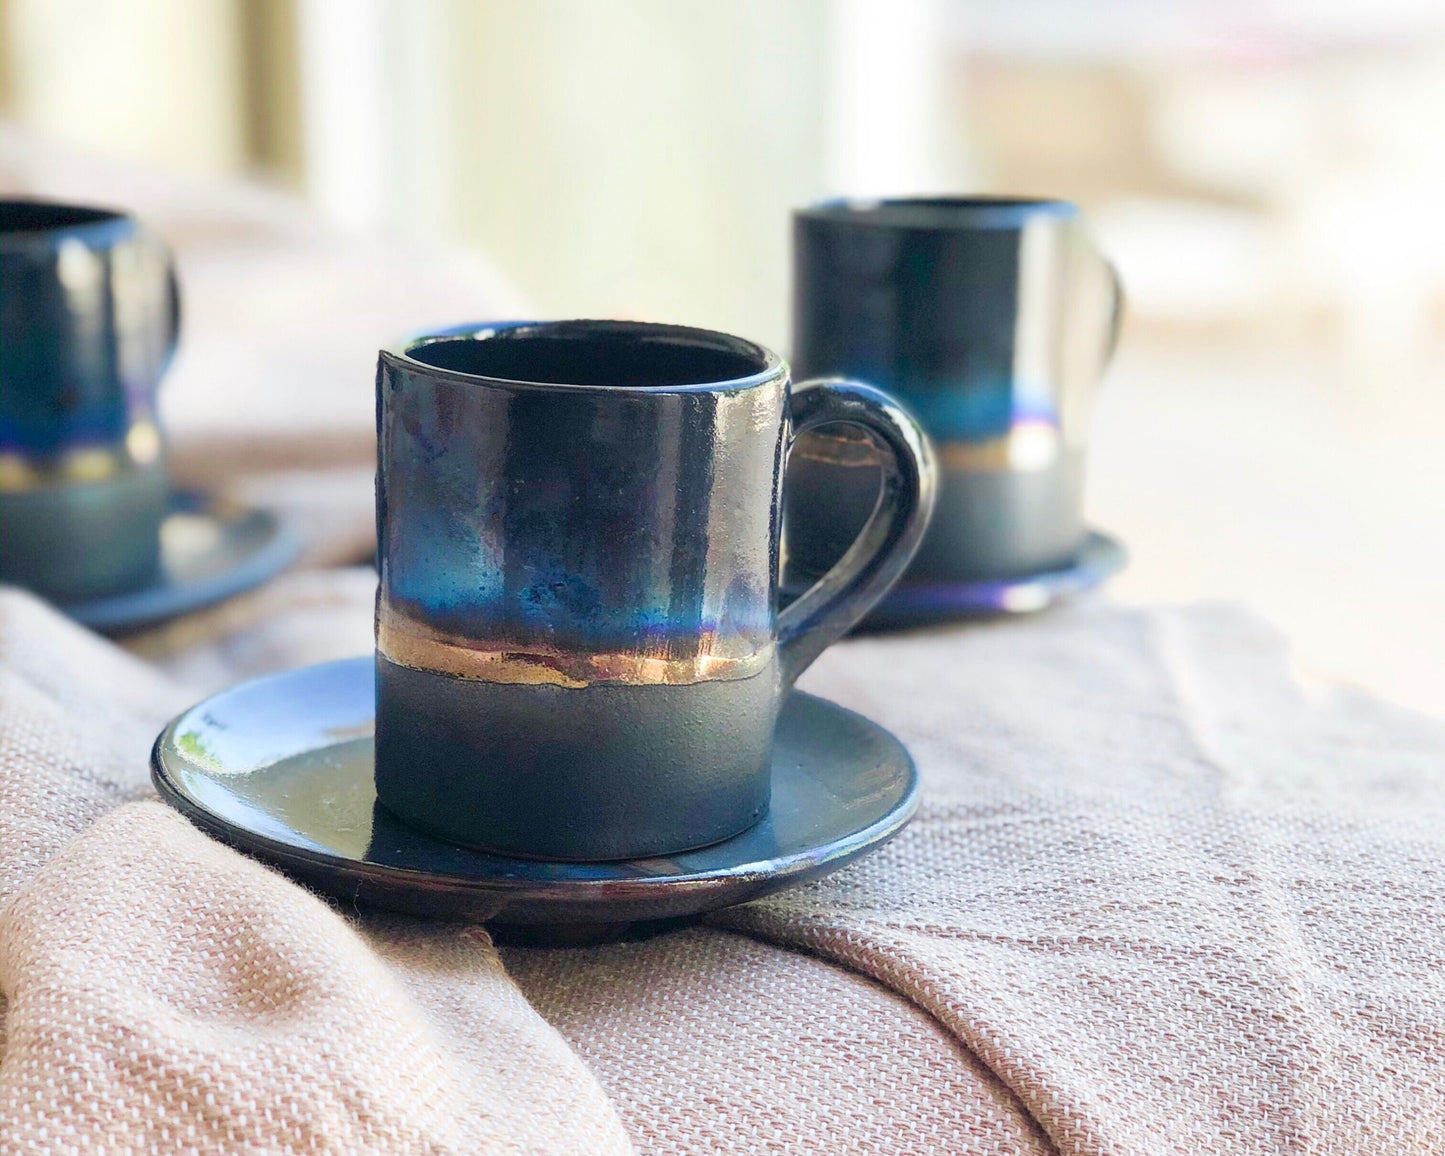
[62,490,302,632]
[879,528,1127,610]
[150,658,919,922]
[787,528,1127,629]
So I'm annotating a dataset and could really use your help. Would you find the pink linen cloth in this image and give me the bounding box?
[0,590,631,1154]
[5,580,1445,1153]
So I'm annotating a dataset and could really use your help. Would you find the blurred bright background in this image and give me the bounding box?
[2,0,1443,715]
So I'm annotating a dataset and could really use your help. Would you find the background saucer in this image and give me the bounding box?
[786,529,1127,633]
[63,491,301,633]
[151,656,919,927]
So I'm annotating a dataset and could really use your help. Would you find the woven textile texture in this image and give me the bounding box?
[3,574,1444,1153]
[5,127,1444,1154]
[502,926,1053,1154]
[740,600,1445,1155]
[502,599,1445,1155]
[0,590,632,1155]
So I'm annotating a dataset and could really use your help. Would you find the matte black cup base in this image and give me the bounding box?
[374,654,778,861]
[0,462,168,603]
[785,443,1086,586]
[151,656,920,928]
[907,454,1086,583]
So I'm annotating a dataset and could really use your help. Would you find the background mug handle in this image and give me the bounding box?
[777,377,936,686]
[1102,257,1126,368]
[151,229,183,380]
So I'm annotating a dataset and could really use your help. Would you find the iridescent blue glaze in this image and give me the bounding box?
[0,200,177,454]
[787,197,1122,585]
[0,199,179,602]
[375,320,934,861]
[377,321,781,668]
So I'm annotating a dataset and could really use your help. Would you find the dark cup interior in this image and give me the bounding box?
[801,196,1077,230]
[404,323,772,389]
[0,200,122,233]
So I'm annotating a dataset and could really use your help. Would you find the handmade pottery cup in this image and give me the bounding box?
[785,197,1122,586]
[0,199,179,602]
[374,320,935,860]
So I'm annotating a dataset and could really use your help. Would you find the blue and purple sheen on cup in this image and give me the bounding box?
[0,199,179,602]
[373,320,934,861]
[785,197,1122,587]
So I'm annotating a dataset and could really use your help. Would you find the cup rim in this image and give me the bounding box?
[797,196,1078,231]
[0,197,135,251]
[382,319,785,395]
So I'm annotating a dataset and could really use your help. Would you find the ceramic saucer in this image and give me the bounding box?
[151,656,919,928]
[787,529,1126,633]
[62,491,301,633]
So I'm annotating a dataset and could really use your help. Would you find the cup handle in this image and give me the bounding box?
[1102,257,1126,368]
[159,249,183,378]
[776,377,936,686]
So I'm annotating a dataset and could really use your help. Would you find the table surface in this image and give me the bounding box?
[1089,337,1445,720]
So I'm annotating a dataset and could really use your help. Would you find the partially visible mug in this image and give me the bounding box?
[0,199,179,602]
[374,319,934,861]
[785,197,1122,585]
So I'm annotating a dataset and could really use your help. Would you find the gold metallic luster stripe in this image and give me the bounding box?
[937,422,1061,473]
[0,421,164,492]
[791,428,882,468]
[376,603,774,688]
[794,422,1063,474]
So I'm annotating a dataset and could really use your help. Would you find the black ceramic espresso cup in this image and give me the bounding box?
[785,197,1122,586]
[0,199,179,602]
[374,320,934,860]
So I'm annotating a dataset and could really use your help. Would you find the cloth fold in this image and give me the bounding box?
[0,590,631,1155]
[502,926,1053,1154]
[5,578,1445,1153]
[1,803,631,1155]
[715,604,1445,1154]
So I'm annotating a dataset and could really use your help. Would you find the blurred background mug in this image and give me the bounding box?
[374,320,933,860]
[0,199,179,602]
[785,197,1122,586]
